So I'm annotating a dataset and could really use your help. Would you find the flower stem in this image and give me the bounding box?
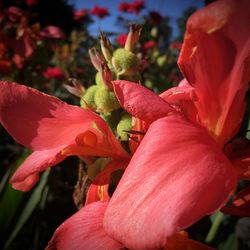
[205,211,224,243]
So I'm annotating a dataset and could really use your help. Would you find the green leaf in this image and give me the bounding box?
[0,152,30,232]
[4,169,50,249]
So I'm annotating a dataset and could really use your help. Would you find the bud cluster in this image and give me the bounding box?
[75,25,142,182]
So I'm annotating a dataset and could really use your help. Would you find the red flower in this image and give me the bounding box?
[74,9,88,21]
[102,0,250,248]
[0,81,129,191]
[118,0,144,15]
[142,40,157,50]
[0,59,11,74]
[128,0,144,14]
[43,67,65,80]
[91,5,109,19]
[118,2,130,12]
[116,33,128,47]
[5,6,23,22]
[39,26,65,39]
[25,0,39,6]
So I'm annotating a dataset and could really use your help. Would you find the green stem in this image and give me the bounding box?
[205,211,224,243]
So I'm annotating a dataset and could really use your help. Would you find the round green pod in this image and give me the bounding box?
[80,85,98,110]
[117,114,132,141]
[94,87,120,113]
[112,48,139,75]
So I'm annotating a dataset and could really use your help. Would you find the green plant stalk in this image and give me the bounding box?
[205,211,224,243]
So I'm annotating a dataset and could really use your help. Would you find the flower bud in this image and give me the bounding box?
[100,32,113,63]
[112,48,139,76]
[64,78,85,98]
[88,48,105,71]
[100,62,113,90]
[94,87,120,113]
[125,24,142,52]
[80,85,98,110]
[117,114,132,141]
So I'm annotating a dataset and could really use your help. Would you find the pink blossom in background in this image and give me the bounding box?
[25,0,39,7]
[43,67,65,80]
[142,40,157,50]
[74,9,88,21]
[5,6,23,22]
[39,26,65,39]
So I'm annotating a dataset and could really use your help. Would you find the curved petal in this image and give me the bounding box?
[225,138,250,180]
[47,202,123,250]
[0,82,127,158]
[104,115,237,250]
[160,79,198,124]
[165,231,215,250]
[85,184,110,205]
[178,0,250,145]
[221,186,250,217]
[113,80,176,122]
[10,147,66,191]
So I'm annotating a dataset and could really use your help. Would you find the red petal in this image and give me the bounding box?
[160,79,198,124]
[47,202,123,250]
[225,138,250,180]
[164,231,215,250]
[221,186,250,217]
[113,80,176,122]
[10,147,65,191]
[178,0,250,145]
[104,115,237,249]
[85,184,110,205]
[0,82,127,158]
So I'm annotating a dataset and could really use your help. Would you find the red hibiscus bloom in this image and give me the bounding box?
[91,5,109,19]
[43,66,65,80]
[116,33,128,47]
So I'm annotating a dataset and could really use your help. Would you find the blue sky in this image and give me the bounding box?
[69,0,204,38]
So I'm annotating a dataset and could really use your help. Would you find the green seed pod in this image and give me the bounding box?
[157,55,167,67]
[80,85,98,110]
[145,79,154,89]
[117,114,132,141]
[94,87,120,113]
[87,158,110,181]
[112,48,139,75]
